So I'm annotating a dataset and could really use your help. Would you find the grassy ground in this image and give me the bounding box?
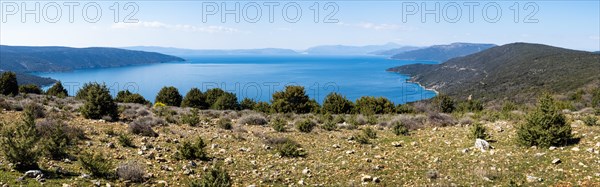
[1,96,600,186]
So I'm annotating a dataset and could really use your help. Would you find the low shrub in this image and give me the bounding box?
[238,114,268,125]
[470,123,489,140]
[19,84,43,94]
[583,115,598,126]
[516,94,572,148]
[176,137,209,160]
[182,88,208,109]
[25,102,45,118]
[181,109,201,126]
[79,83,118,120]
[391,121,409,136]
[115,90,149,105]
[46,81,68,98]
[129,118,159,137]
[428,112,456,127]
[240,98,257,110]
[155,86,183,106]
[435,95,455,113]
[189,163,232,187]
[217,118,233,130]
[0,109,40,170]
[295,119,316,133]
[322,92,354,114]
[265,137,306,157]
[118,133,135,148]
[0,71,18,96]
[362,126,377,139]
[37,119,76,160]
[79,151,114,178]
[117,161,145,183]
[321,120,337,131]
[270,117,287,132]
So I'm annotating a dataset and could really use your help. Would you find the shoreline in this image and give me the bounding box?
[405,78,439,95]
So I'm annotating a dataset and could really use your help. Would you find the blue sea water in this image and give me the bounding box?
[36,55,438,104]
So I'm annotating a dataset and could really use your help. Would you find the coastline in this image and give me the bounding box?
[405,78,439,95]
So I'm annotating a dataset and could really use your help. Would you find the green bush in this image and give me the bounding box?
[295,119,316,133]
[458,99,484,112]
[362,127,377,139]
[396,104,415,114]
[253,101,271,114]
[116,161,145,183]
[46,81,68,97]
[205,88,226,107]
[80,83,119,120]
[271,86,312,114]
[181,109,201,126]
[189,163,232,187]
[355,96,395,115]
[391,121,409,136]
[354,132,371,144]
[240,98,257,110]
[237,114,268,125]
[265,137,306,157]
[435,95,455,113]
[25,102,45,118]
[516,94,572,148]
[322,92,354,114]
[176,137,209,160]
[115,90,149,104]
[0,71,18,96]
[75,82,94,100]
[118,133,135,148]
[592,88,600,108]
[217,118,232,130]
[39,120,71,160]
[583,115,598,126]
[270,117,287,132]
[0,109,40,170]
[211,92,239,110]
[321,120,337,131]
[182,88,208,109]
[470,123,489,140]
[19,84,43,94]
[155,86,183,106]
[79,151,114,178]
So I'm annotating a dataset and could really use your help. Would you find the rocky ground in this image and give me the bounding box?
[0,95,599,186]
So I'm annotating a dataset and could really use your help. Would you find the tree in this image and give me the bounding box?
[115,90,149,104]
[155,86,182,106]
[19,84,43,94]
[355,96,395,115]
[212,92,239,110]
[271,85,312,114]
[46,81,68,97]
[516,93,572,148]
[80,83,119,120]
[205,88,226,107]
[322,92,354,114]
[0,108,40,170]
[240,98,257,110]
[181,88,208,109]
[0,71,18,96]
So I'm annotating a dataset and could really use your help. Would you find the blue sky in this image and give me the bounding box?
[0,0,598,51]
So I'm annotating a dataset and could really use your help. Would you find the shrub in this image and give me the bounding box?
[583,115,598,126]
[115,90,149,104]
[458,99,484,112]
[25,102,45,118]
[0,109,40,170]
[176,137,209,160]
[237,114,268,125]
[396,104,415,114]
[271,86,312,114]
[211,92,239,110]
[0,71,18,96]
[470,123,489,140]
[428,112,456,127]
[354,132,370,144]
[129,118,159,137]
[253,101,271,114]
[118,133,135,148]
[46,81,68,97]
[79,151,114,178]
[240,98,257,110]
[117,161,145,183]
[592,88,600,108]
[217,118,232,130]
[75,82,94,100]
[295,119,316,133]
[189,163,231,187]
[80,83,119,120]
[182,88,208,109]
[321,120,337,131]
[516,94,572,148]
[362,126,377,139]
[181,109,201,126]
[38,120,71,160]
[270,117,287,132]
[355,96,395,115]
[155,86,182,106]
[435,95,455,113]
[322,92,354,114]
[205,88,226,107]
[391,121,409,136]
[19,84,43,94]
[265,137,306,157]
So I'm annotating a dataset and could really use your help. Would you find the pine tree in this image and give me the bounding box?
[47,81,68,97]
[0,71,19,96]
[516,93,572,147]
[182,88,208,109]
[0,108,41,170]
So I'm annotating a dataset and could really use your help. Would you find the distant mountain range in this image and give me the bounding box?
[391,43,497,62]
[123,46,300,56]
[369,46,422,56]
[303,43,406,55]
[0,45,184,85]
[387,43,600,102]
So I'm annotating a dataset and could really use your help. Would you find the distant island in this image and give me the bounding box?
[0,45,184,86]
[387,43,600,102]
[391,43,496,62]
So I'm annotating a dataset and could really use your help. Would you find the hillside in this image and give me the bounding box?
[387,43,600,102]
[391,43,496,62]
[304,43,404,55]
[123,46,300,56]
[369,46,421,56]
[0,45,185,72]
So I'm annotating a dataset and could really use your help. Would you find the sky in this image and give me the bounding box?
[0,0,599,51]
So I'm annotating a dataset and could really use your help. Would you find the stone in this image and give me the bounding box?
[106,142,115,148]
[157,180,168,187]
[365,158,372,163]
[534,153,546,157]
[225,157,234,164]
[247,185,257,187]
[62,184,72,187]
[411,142,418,146]
[549,146,557,150]
[63,158,72,163]
[596,142,600,147]
[346,150,355,154]
[373,177,381,183]
[183,169,193,175]
[586,148,595,153]
[461,148,470,153]
[211,144,219,149]
[332,144,341,148]
[80,174,91,179]
[361,175,372,182]
[571,147,580,151]
[526,175,542,183]
[298,179,305,185]
[474,139,490,152]
[391,142,402,147]
[374,155,384,159]
[188,161,197,168]
[552,158,561,164]
[302,168,311,175]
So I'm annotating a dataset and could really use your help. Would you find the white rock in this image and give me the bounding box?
[361,175,372,182]
[24,170,42,178]
[549,146,557,150]
[224,157,234,164]
[551,158,561,164]
[332,144,341,148]
[526,175,542,182]
[474,139,490,152]
[302,168,311,175]
[571,147,580,151]
[346,150,355,154]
